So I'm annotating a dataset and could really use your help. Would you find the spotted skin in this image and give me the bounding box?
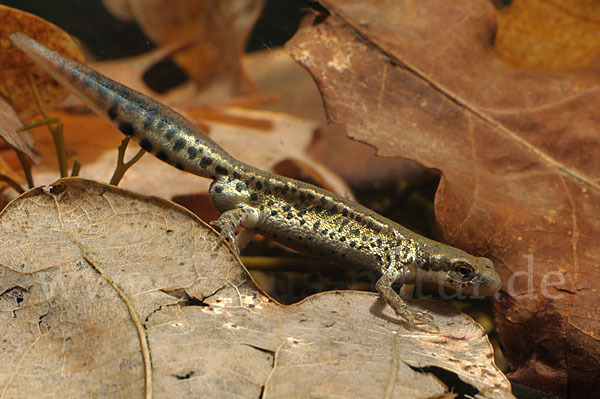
[11,33,502,331]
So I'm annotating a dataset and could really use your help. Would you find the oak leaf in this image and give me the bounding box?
[287,1,600,397]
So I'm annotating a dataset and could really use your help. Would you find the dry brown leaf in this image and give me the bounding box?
[495,0,600,69]
[127,0,263,96]
[0,152,19,181]
[0,178,512,398]
[246,49,411,190]
[287,1,600,397]
[0,5,85,122]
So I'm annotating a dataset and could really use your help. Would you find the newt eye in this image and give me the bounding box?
[450,262,475,282]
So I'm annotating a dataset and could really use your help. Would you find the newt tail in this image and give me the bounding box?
[10,32,237,180]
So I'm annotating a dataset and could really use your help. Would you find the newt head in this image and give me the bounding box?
[414,241,502,297]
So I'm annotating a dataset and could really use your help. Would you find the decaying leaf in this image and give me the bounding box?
[0,5,85,122]
[0,95,41,163]
[287,0,600,397]
[94,44,321,120]
[0,178,512,398]
[245,48,422,192]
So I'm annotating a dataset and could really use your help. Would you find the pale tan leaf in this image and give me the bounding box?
[244,47,327,122]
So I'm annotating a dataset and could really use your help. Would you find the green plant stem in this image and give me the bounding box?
[52,121,68,177]
[27,73,68,177]
[110,137,145,186]
[18,117,60,131]
[0,174,25,194]
[15,150,34,189]
[71,160,81,177]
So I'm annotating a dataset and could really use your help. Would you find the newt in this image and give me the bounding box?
[9,33,501,331]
